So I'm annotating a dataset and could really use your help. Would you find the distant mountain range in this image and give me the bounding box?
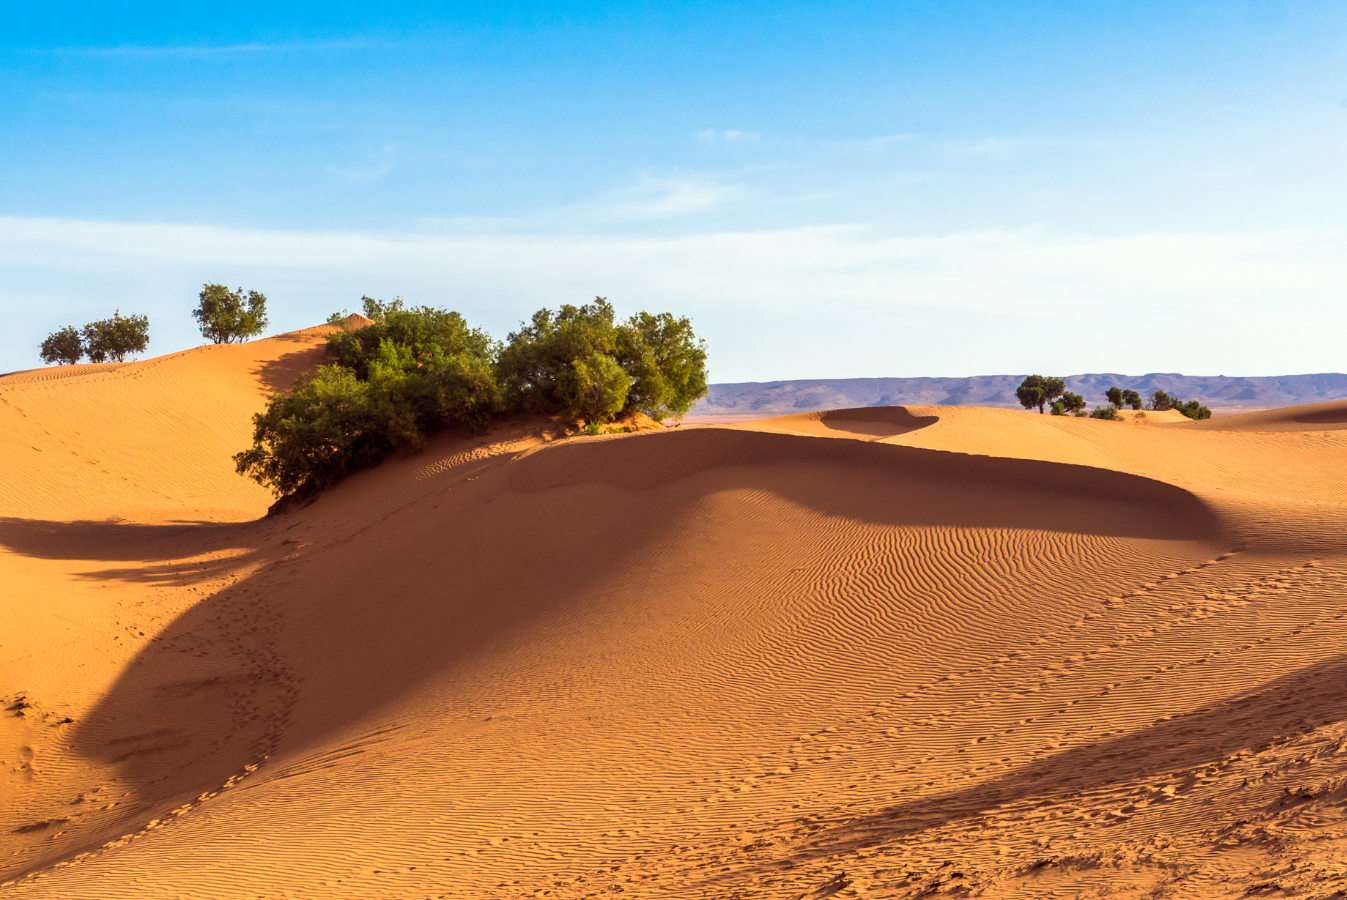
[687,373,1347,419]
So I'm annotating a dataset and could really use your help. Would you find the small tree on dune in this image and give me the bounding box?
[194,284,269,344]
[83,311,149,363]
[1057,391,1086,415]
[39,326,85,365]
[1016,375,1066,414]
[1105,386,1144,411]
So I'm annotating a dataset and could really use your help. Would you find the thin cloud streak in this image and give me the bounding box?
[12,39,377,57]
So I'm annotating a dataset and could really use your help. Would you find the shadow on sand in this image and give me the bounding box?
[2,427,1232,877]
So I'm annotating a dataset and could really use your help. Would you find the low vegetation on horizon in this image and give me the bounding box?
[234,296,709,500]
[1017,375,1212,420]
[37,283,268,366]
[39,311,149,365]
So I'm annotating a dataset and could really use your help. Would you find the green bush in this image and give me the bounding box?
[497,297,708,421]
[1089,405,1121,420]
[83,311,150,363]
[615,311,710,420]
[561,351,631,423]
[1175,399,1212,420]
[236,297,708,499]
[1106,385,1144,410]
[1148,389,1210,419]
[326,302,495,381]
[39,326,85,365]
[194,284,268,344]
[1016,374,1066,414]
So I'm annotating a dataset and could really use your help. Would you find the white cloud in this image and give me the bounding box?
[2,216,1344,379]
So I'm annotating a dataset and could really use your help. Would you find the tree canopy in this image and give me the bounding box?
[39,312,150,366]
[83,311,150,363]
[1053,391,1087,416]
[1016,375,1066,414]
[194,284,269,344]
[39,326,85,366]
[1105,386,1143,410]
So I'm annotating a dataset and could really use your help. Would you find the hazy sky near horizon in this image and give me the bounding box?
[2,2,1345,380]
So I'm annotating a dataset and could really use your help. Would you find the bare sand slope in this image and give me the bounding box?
[0,323,350,522]
[2,356,1346,899]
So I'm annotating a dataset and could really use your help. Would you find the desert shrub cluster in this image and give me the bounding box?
[235,296,708,499]
[1146,389,1211,419]
[39,311,150,365]
[1018,376,1213,420]
[38,282,268,366]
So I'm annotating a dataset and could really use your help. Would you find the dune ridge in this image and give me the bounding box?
[1,338,1346,898]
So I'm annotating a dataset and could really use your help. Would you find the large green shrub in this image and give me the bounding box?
[616,311,710,420]
[497,298,622,414]
[236,297,708,500]
[497,297,708,421]
[561,351,631,422]
[326,303,495,380]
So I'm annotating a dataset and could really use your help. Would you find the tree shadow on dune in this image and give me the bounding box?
[250,341,329,396]
[0,517,268,585]
[27,426,1230,877]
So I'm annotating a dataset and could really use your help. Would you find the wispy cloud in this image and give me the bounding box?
[324,144,397,184]
[697,129,761,144]
[942,137,1027,160]
[598,177,744,219]
[16,39,374,58]
[825,133,914,152]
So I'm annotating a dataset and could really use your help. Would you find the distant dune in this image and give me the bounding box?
[3,331,1347,898]
[690,372,1347,419]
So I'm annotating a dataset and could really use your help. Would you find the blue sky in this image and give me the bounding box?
[2,2,1345,380]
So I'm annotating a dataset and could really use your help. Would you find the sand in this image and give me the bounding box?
[2,335,1346,899]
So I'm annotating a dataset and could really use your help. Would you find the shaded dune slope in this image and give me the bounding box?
[1,349,1346,898]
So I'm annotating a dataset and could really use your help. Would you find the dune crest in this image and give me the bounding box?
[2,339,1346,898]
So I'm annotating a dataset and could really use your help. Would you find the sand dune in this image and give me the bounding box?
[2,336,1346,898]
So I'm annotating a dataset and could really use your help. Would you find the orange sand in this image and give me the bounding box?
[2,336,1346,898]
